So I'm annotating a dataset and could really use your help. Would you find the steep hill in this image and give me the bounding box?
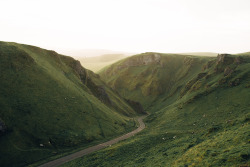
[99,52,214,109]
[66,52,250,166]
[0,42,141,167]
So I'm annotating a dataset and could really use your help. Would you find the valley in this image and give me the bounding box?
[39,115,147,167]
[65,52,250,166]
[0,42,249,167]
[2,0,250,166]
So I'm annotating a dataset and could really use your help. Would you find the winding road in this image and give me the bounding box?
[39,115,147,167]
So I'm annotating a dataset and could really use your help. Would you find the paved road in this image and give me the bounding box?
[39,115,147,167]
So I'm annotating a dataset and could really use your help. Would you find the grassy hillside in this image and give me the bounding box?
[64,53,250,167]
[0,42,140,167]
[77,54,128,72]
[76,52,216,72]
[99,52,214,109]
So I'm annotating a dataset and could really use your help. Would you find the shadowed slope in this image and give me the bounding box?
[0,41,139,167]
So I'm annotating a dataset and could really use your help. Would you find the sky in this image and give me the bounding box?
[1,0,250,54]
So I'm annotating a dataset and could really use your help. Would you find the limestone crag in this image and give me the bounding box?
[106,53,161,76]
[216,54,234,65]
[121,53,161,68]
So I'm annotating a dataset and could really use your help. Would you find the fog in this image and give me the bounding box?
[1,0,250,54]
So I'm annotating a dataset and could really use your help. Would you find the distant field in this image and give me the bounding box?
[61,49,135,72]
[76,54,128,72]
[180,52,218,57]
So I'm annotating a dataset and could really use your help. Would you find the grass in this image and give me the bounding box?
[1,43,249,166]
[0,41,139,167]
[63,86,249,167]
[99,53,214,109]
[63,52,250,167]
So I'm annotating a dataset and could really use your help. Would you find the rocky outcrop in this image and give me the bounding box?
[180,72,207,97]
[215,54,242,73]
[140,53,161,65]
[216,54,234,65]
[62,57,112,105]
[104,53,162,77]
[118,53,161,69]
[224,67,234,76]
[184,56,197,66]
[69,60,89,84]
[234,57,242,64]
[202,60,216,71]
[77,69,112,105]
[203,55,242,72]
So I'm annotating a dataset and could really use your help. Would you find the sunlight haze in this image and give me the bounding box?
[1,0,250,54]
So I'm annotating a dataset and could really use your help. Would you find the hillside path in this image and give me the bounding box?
[39,115,148,167]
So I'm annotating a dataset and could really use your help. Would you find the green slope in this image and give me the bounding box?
[0,41,140,167]
[65,53,250,167]
[99,52,214,109]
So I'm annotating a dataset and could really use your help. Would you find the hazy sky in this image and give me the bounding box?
[1,0,250,54]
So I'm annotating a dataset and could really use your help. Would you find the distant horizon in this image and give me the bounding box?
[3,40,250,58]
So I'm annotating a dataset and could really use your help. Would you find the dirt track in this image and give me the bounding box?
[39,115,147,167]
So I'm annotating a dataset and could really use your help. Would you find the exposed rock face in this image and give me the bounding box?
[224,67,234,76]
[184,56,197,66]
[71,60,88,84]
[216,54,234,65]
[141,53,161,65]
[180,72,207,97]
[234,57,242,64]
[118,53,161,69]
[215,54,236,73]
[202,60,215,71]
[217,54,227,63]
[104,53,162,77]
[204,55,242,72]
[63,57,112,105]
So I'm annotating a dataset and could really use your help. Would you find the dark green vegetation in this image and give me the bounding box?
[0,42,141,167]
[64,52,250,166]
